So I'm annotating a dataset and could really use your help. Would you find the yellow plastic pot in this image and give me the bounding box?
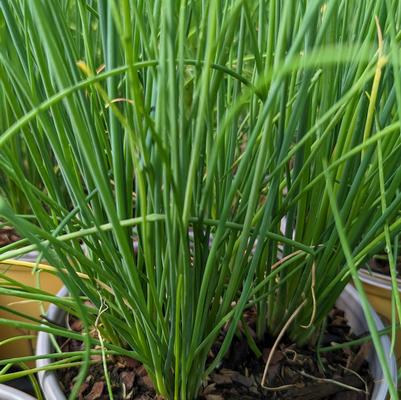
[0,258,62,364]
[359,268,401,365]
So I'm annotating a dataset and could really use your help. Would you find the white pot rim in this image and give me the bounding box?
[0,384,36,400]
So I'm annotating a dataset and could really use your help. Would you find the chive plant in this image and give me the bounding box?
[0,74,44,216]
[0,0,401,399]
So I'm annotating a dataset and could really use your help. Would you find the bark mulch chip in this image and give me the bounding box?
[0,227,20,247]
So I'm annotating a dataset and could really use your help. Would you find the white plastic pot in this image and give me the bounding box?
[0,384,36,400]
[36,285,397,400]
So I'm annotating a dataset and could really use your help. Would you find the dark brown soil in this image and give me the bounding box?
[0,227,20,247]
[199,307,372,400]
[56,307,373,400]
[368,255,401,277]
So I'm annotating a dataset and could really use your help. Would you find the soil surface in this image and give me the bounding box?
[368,255,401,277]
[0,227,20,247]
[56,307,373,400]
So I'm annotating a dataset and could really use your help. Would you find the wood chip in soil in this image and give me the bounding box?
[0,227,20,247]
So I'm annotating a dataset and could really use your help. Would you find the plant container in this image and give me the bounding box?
[36,285,397,400]
[0,259,62,363]
[359,268,401,364]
